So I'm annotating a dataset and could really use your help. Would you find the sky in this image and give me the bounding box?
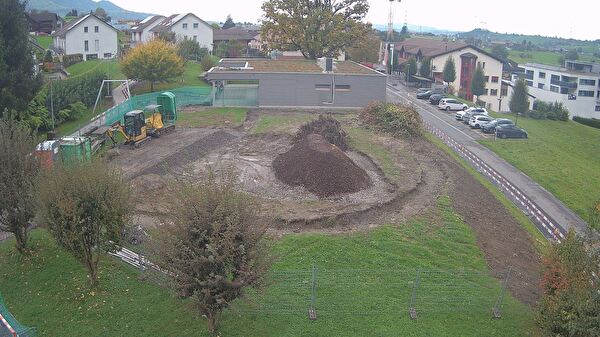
[106,0,600,41]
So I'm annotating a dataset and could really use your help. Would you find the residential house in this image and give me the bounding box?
[27,11,63,34]
[394,38,505,111]
[149,13,213,51]
[130,15,165,46]
[515,60,600,119]
[52,14,119,60]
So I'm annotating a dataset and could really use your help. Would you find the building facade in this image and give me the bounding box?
[394,38,505,111]
[517,61,600,119]
[130,15,165,46]
[149,13,213,51]
[53,14,118,60]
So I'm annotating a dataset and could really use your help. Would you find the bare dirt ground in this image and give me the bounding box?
[110,108,540,306]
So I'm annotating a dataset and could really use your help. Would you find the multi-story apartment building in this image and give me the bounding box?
[518,60,600,119]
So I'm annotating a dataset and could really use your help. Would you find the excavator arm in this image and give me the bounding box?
[106,122,131,145]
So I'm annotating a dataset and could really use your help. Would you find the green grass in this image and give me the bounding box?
[36,36,52,49]
[0,197,534,336]
[480,116,600,226]
[130,62,209,95]
[507,50,562,66]
[66,60,125,80]
[177,107,248,128]
[251,114,316,135]
[53,99,113,137]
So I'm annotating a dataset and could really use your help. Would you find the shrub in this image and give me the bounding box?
[573,116,600,129]
[201,54,218,71]
[63,53,83,67]
[528,100,570,121]
[359,102,423,138]
[293,115,349,151]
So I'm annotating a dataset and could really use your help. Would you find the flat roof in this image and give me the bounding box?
[521,63,599,77]
[208,58,383,76]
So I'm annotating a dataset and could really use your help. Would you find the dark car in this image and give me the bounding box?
[496,124,528,139]
[481,119,514,134]
[428,94,447,105]
[416,88,443,99]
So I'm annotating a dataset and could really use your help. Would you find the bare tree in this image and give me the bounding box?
[38,160,131,287]
[0,118,40,253]
[154,175,270,333]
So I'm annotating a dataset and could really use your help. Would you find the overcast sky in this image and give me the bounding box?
[107,0,599,41]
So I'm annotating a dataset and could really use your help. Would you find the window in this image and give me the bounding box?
[491,76,499,83]
[193,23,198,28]
[490,89,498,96]
[550,85,559,93]
[484,76,490,82]
[84,26,88,33]
[526,80,533,87]
[84,40,89,52]
[578,90,594,97]
[315,84,331,90]
[538,83,544,89]
[94,39,99,52]
[596,106,600,111]
[103,53,112,58]
[551,74,560,81]
[580,79,596,86]
[501,87,508,96]
[335,85,351,91]
[482,62,486,69]
[94,26,99,33]
[539,72,546,79]
[182,23,188,29]
[526,70,534,76]
[193,35,197,41]
[85,54,98,60]
[482,89,489,96]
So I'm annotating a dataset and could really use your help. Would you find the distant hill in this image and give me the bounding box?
[372,23,460,36]
[26,0,153,20]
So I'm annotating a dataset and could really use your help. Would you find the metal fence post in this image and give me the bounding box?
[409,268,421,319]
[492,266,512,319]
[308,264,318,321]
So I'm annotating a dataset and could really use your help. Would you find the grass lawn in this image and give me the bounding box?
[54,99,113,137]
[0,196,533,336]
[177,108,248,128]
[36,36,52,49]
[480,116,600,226]
[507,50,561,66]
[66,60,125,80]
[130,62,208,95]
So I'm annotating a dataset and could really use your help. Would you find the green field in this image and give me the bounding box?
[177,107,248,128]
[130,62,209,95]
[0,195,533,336]
[480,116,600,225]
[36,36,52,49]
[507,50,562,66]
[66,60,125,80]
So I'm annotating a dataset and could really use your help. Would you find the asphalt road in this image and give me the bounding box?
[386,82,588,240]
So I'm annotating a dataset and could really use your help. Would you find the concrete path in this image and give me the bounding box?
[386,82,588,240]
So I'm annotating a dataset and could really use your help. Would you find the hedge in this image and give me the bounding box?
[573,116,600,129]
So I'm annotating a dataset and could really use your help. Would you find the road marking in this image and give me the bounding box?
[386,86,476,141]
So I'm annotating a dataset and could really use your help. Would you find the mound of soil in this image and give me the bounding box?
[273,134,371,197]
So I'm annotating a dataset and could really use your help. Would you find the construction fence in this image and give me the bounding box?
[0,294,36,337]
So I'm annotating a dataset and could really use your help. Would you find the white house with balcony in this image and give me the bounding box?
[130,15,165,46]
[517,61,600,119]
[52,13,119,60]
[149,13,213,51]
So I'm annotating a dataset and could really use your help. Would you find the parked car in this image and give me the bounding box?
[417,88,430,93]
[455,107,486,121]
[469,115,493,128]
[496,124,528,139]
[429,94,447,105]
[438,98,468,111]
[417,88,444,99]
[462,108,489,124]
[481,119,514,133]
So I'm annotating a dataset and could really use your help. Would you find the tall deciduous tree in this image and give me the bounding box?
[443,57,456,84]
[39,161,131,287]
[0,0,41,118]
[419,57,431,78]
[155,176,269,333]
[347,32,381,63]
[121,39,185,92]
[0,118,40,253]
[470,64,486,102]
[491,45,509,60]
[261,0,371,59]
[509,79,530,115]
[222,15,235,29]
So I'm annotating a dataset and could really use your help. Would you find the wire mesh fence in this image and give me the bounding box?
[0,294,36,337]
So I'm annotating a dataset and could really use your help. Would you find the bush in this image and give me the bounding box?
[201,54,218,71]
[177,39,209,61]
[63,53,83,67]
[573,116,600,129]
[359,102,423,138]
[527,100,570,121]
[293,115,349,151]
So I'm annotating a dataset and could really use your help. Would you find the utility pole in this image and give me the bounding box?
[385,0,401,75]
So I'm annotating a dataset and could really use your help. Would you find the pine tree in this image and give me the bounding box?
[0,0,41,118]
[406,57,417,81]
[470,64,486,102]
[509,79,530,114]
[222,15,235,29]
[419,57,431,78]
[443,57,456,84]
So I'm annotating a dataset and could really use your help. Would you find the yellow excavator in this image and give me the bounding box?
[107,104,176,147]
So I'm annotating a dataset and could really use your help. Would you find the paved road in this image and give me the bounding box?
[386,82,588,240]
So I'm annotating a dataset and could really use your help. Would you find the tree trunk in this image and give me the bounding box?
[84,253,99,287]
[150,81,154,92]
[14,225,28,254]
[206,312,217,333]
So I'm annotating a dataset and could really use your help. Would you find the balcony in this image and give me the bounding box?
[515,72,534,81]
[550,79,577,89]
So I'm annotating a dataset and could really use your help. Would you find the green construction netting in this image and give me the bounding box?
[0,294,36,337]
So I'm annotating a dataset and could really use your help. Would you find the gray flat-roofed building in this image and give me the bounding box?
[205,58,387,108]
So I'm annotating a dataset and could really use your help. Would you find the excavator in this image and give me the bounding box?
[106,104,176,147]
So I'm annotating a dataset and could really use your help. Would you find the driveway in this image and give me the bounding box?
[386,81,587,241]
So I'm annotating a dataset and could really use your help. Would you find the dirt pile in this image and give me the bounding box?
[273,134,371,197]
